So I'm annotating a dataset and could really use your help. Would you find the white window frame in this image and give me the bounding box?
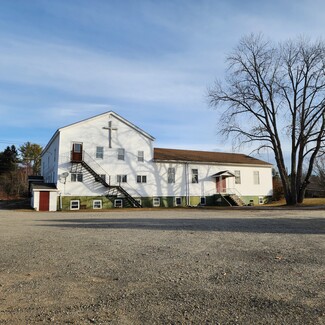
[137,175,147,183]
[175,197,182,206]
[153,197,160,207]
[71,173,83,182]
[96,146,104,159]
[234,170,241,184]
[118,148,125,160]
[200,197,206,205]
[138,150,144,162]
[117,175,127,183]
[114,199,123,208]
[192,169,199,183]
[93,200,102,209]
[168,167,175,184]
[253,171,260,185]
[70,200,80,210]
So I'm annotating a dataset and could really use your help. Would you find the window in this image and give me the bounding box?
[71,173,83,182]
[93,200,102,209]
[117,175,127,183]
[137,175,147,183]
[118,148,125,160]
[259,197,264,205]
[192,169,198,183]
[253,171,260,185]
[168,167,175,183]
[96,146,104,159]
[136,198,142,206]
[175,197,182,206]
[200,197,206,205]
[96,174,106,182]
[153,197,160,207]
[138,151,144,162]
[73,143,82,153]
[114,199,123,208]
[235,170,241,184]
[70,200,80,210]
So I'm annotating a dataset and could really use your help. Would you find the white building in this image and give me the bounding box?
[38,111,273,211]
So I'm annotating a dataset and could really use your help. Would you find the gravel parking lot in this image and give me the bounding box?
[0,208,324,324]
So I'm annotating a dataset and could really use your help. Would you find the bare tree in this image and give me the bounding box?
[315,157,325,188]
[208,34,325,205]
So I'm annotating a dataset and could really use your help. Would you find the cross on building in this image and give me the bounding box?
[103,121,118,148]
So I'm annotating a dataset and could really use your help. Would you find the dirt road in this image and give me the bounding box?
[0,208,324,324]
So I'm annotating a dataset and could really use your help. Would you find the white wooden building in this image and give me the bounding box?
[40,111,273,210]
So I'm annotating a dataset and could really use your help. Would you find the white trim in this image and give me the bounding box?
[93,200,102,209]
[175,197,182,206]
[70,200,80,210]
[153,197,160,207]
[114,199,123,208]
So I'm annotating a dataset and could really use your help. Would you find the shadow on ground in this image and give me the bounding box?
[39,217,325,234]
[0,198,31,210]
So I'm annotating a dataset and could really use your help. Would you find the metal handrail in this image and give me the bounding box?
[81,150,111,184]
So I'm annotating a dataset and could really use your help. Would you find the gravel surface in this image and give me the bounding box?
[0,208,324,324]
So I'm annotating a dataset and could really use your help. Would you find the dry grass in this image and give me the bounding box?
[267,197,325,207]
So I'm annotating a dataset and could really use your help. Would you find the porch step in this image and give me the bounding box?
[223,194,245,206]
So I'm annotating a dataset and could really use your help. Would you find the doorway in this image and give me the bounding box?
[216,176,227,193]
[39,191,50,211]
[71,143,83,162]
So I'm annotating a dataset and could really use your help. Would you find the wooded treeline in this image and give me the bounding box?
[0,142,42,198]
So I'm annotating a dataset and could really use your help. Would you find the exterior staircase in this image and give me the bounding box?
[71,153,142,208]
[222,194,246,206]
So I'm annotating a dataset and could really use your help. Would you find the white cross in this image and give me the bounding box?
[103,121,118,148]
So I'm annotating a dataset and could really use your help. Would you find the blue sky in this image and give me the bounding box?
[1,0,324,162]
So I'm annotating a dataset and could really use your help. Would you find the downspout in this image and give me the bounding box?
[59,192,62,211]
[185,162,190,206]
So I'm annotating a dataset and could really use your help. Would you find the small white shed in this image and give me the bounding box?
[31,183,58,211]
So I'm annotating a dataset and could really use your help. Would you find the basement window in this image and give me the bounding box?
[259,197,264,205]
[200,197,206,205]
[175,197,182,206]
[93,200,102,209]
[70,200,80,210]
[114,199,123,208]
[153,197,160,207]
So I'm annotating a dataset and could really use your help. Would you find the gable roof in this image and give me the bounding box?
[59,111,155,141]
[42,110,155,155]
[153,148,272,166]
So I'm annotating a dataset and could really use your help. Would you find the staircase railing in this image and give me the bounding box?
[70,150,142,208]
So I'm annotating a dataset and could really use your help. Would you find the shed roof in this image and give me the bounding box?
[153,148,272,166]
[31,183,58,191]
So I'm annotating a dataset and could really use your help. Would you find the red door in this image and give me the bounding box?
[216,176,226,193]
[71,143,83,162]
[39,191,50,211]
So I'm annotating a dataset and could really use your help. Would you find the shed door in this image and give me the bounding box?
[39,191,50,211]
